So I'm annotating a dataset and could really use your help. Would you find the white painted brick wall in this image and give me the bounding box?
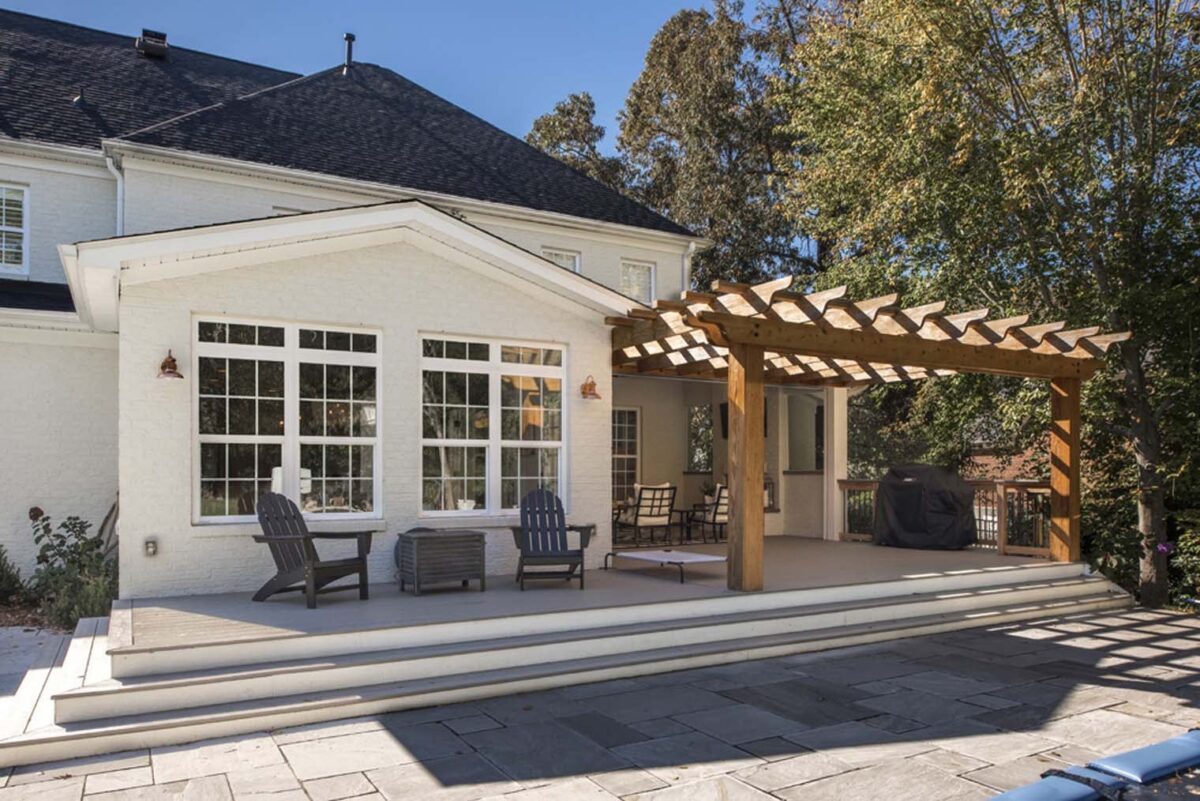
[0,155,116,283]
[122,163,687,301]
[0,336,118,577]
[118,241,613,599]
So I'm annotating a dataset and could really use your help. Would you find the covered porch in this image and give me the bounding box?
[607,278,1129,591]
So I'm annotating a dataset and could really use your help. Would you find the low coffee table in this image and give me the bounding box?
[602,549,727,583]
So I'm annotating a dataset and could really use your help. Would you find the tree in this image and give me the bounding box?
[525,92,626,190]
[618,0,812,286]
[778,0,1200,605]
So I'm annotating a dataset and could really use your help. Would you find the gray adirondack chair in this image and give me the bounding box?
[253,492,375,609]
[509,489,594,590]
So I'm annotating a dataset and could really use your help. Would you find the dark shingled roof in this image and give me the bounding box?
[0,9,298,149]
[0,10,693,236]
[118,64,692,236]
[0,277,75,313]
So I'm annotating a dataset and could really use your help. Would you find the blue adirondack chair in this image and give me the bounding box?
[509,489,595,590]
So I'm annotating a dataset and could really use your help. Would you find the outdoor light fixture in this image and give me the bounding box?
[144,538,158,557]
[157,350,183,379]
[580,375,601,399]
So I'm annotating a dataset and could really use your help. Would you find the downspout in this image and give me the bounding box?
[104,154,124,236]
[682,241,697,292]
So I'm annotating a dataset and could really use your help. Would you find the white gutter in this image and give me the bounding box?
[104,155,125,236]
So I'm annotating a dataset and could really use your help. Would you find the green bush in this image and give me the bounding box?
[0,544,27,604]
[27,507,117,629]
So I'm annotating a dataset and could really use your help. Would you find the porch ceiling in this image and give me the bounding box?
[608,277,1131,386]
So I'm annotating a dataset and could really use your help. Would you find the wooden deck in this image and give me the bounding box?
[117,538,1050,652]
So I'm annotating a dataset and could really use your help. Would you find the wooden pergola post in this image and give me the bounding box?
[726,342,765,591]
[1049,377,1082,562]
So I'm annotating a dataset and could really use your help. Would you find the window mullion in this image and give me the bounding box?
[284,325,300,504]
[488,370,501,514]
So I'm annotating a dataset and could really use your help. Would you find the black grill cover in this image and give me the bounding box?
[873,465,978,550]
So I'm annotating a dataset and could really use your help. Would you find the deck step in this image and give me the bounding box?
[54,575,1115,723]
[106,560,1092,678]
[0,589,1130,769]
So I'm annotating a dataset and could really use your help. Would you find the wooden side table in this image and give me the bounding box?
[395,528,486,595]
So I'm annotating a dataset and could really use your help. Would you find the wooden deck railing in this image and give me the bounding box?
[838,479,1052,558]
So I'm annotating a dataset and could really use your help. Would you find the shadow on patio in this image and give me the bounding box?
[254,607,1200,797]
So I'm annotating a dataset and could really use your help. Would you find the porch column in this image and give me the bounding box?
[822,386,848,541]
[726,342,765,591]
[1049,377,1082,562]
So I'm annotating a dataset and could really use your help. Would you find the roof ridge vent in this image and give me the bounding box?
[136,29,169,59]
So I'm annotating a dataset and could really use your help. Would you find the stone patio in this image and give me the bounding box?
[2,607,1199,800]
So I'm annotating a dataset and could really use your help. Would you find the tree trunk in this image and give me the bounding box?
[1121,343,1169,607]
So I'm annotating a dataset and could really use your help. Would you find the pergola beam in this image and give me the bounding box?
[695,312,1104,380]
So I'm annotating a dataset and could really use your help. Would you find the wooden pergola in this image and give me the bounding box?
[607,277,1130,592]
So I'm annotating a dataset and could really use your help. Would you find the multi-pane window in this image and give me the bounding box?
[620,260,655,304]
[0,185,28,274]
[542,248,581,273]
[612,408,640,504]
[686,404,714,473]
[421,335,565,515]
[195,319,380,521]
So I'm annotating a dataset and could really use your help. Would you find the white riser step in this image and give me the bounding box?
[109,562,1089,678]
[58,577,1110,723]
[0,591,1130,770]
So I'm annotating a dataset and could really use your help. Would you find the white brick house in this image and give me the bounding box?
[4,11,840,599]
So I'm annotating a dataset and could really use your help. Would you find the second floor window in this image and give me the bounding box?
[0,185,28,275]
[542,248,581,273]
[620,259,655,304]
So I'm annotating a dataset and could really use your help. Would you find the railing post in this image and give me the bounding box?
[996,481,1008,555]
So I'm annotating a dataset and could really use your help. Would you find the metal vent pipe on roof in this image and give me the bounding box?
[343,32,355,74]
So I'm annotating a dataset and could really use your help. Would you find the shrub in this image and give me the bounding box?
[0,544,27,604]
[27,507,117,629]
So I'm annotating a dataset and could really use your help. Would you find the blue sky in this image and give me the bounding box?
[8,1,701,153]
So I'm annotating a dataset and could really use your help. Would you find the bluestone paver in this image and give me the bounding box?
[2,609,1198,800]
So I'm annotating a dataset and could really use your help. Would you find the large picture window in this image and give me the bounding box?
[421,335,565,515]
[194,319,380,522]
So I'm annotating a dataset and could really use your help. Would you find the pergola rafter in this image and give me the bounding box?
[609,279,1128,385]
[607,277,1131,592]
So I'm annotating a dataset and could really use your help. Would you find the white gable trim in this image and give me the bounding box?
[59,200,638,332]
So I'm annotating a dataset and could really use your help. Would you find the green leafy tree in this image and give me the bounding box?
[525,92,626,190]
[778,0,1200,605]
[617,0,811,286]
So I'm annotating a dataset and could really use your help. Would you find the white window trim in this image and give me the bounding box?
[0,183,30,277]
[192,316,383,525]
[613,406,641,503]
[620,258,656,304]
[541,247,582,273]
[419,333,569,518]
